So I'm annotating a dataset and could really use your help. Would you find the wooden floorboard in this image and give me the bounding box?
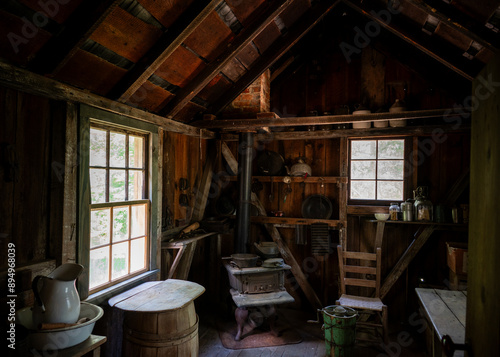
[198,306,428,357]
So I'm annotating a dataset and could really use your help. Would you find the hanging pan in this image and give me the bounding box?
[256,150,285,176]
[301,194,333,219]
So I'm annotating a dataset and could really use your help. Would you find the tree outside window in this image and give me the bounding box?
[350,139,405,201]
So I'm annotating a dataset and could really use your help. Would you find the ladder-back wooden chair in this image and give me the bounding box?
[336,245,388,344]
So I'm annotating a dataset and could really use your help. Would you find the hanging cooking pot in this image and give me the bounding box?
[302,194,333,219]
[290,158,312,177]
[256,150,285,176]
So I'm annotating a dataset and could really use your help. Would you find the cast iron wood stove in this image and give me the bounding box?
[223,260,295,340]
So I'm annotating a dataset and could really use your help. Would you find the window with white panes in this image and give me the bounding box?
[349,139,405,201]
[88,125,149,292]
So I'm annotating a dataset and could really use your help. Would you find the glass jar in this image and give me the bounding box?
[389,202,400,221]
[415,196,433,221]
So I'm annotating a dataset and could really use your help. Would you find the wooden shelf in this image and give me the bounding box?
[368,219,467,226]
[229,176,348,183]
[250,216,344,228]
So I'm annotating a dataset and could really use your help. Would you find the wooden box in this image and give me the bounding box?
[446,242,468,275]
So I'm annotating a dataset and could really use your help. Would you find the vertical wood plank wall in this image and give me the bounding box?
[468,54,500,357]
[0,88,67,309]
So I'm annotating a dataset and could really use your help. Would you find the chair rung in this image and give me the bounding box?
[344,265,376,274]
[344,278,376,288]
[343,251,377,261]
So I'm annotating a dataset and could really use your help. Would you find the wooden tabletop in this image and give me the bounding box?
[109,279,205,312]
[415,288,466,347]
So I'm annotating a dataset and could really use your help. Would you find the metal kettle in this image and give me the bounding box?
[290,158,312,177]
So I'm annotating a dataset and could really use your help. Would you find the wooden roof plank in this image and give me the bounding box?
[210,0,342,115]
[138,0,195,29]
[89,6,163,63]
[110,0,222,103]
[28,0,121,74]
[53,48,127,96]
[161,0,294,119]
[182,11,235,62]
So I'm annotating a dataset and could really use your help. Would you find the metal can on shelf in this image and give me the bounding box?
[401,200,414,221]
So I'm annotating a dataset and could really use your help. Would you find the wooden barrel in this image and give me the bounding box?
[109,280,205,357]
[123,301,199,356]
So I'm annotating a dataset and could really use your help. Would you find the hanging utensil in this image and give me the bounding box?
[282,176,292,203]
[269,176,274,201]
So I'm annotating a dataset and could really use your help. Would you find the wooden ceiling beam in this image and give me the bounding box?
[0,61,214,138]
[109,0,221,103]
[405,0,498,53]
[210,0,341,115]
[343,0,483,81]
[29,0,121,74]
[160,0,294,119]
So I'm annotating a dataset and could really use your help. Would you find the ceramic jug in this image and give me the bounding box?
[32,263,84,326]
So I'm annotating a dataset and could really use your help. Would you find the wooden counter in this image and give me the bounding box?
[416,288,466,357]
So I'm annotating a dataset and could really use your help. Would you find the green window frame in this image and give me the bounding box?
[78,105,159,300]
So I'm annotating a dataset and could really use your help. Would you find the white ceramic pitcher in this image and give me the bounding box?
[32,263,84,326]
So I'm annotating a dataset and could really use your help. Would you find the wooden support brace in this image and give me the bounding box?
[379,170,470,299]
[190,142,217,223]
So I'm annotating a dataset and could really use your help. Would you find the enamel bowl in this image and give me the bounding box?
[374,213,390,221]
[16,302,103,351]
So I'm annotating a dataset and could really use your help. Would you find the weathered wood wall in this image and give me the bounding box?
[162,130,207,229]
[0,87,67,309]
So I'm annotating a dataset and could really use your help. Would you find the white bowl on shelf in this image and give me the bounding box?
[374,213,390,221]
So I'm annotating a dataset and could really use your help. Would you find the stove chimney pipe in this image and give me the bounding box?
[235,131,254,253]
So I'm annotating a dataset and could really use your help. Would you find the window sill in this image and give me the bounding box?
[85,269,159,306]
[347,205,391,215]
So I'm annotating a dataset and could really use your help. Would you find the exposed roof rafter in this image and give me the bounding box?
[160,0,296,119]
[343,0,483,81]
[28,0,121,75]
[109,0,222,103]
[406,0,499,53]
[210,0,342,114]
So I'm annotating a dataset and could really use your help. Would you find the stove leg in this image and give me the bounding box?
[267,305,279,337]
[235,307,248,341]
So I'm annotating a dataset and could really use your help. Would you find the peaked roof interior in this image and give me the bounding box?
[1,0,499,127]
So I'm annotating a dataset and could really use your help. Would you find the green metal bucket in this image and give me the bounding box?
[321,305,358,357]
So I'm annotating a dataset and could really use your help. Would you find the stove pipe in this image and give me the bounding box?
[235,131,254,253]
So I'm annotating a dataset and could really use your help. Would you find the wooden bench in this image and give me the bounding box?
[415,288,466,357]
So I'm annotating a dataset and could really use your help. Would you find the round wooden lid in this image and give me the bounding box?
[109,279,205,312]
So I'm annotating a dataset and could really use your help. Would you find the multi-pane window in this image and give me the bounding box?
[89,125,149,292]
[350,139,405,201]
